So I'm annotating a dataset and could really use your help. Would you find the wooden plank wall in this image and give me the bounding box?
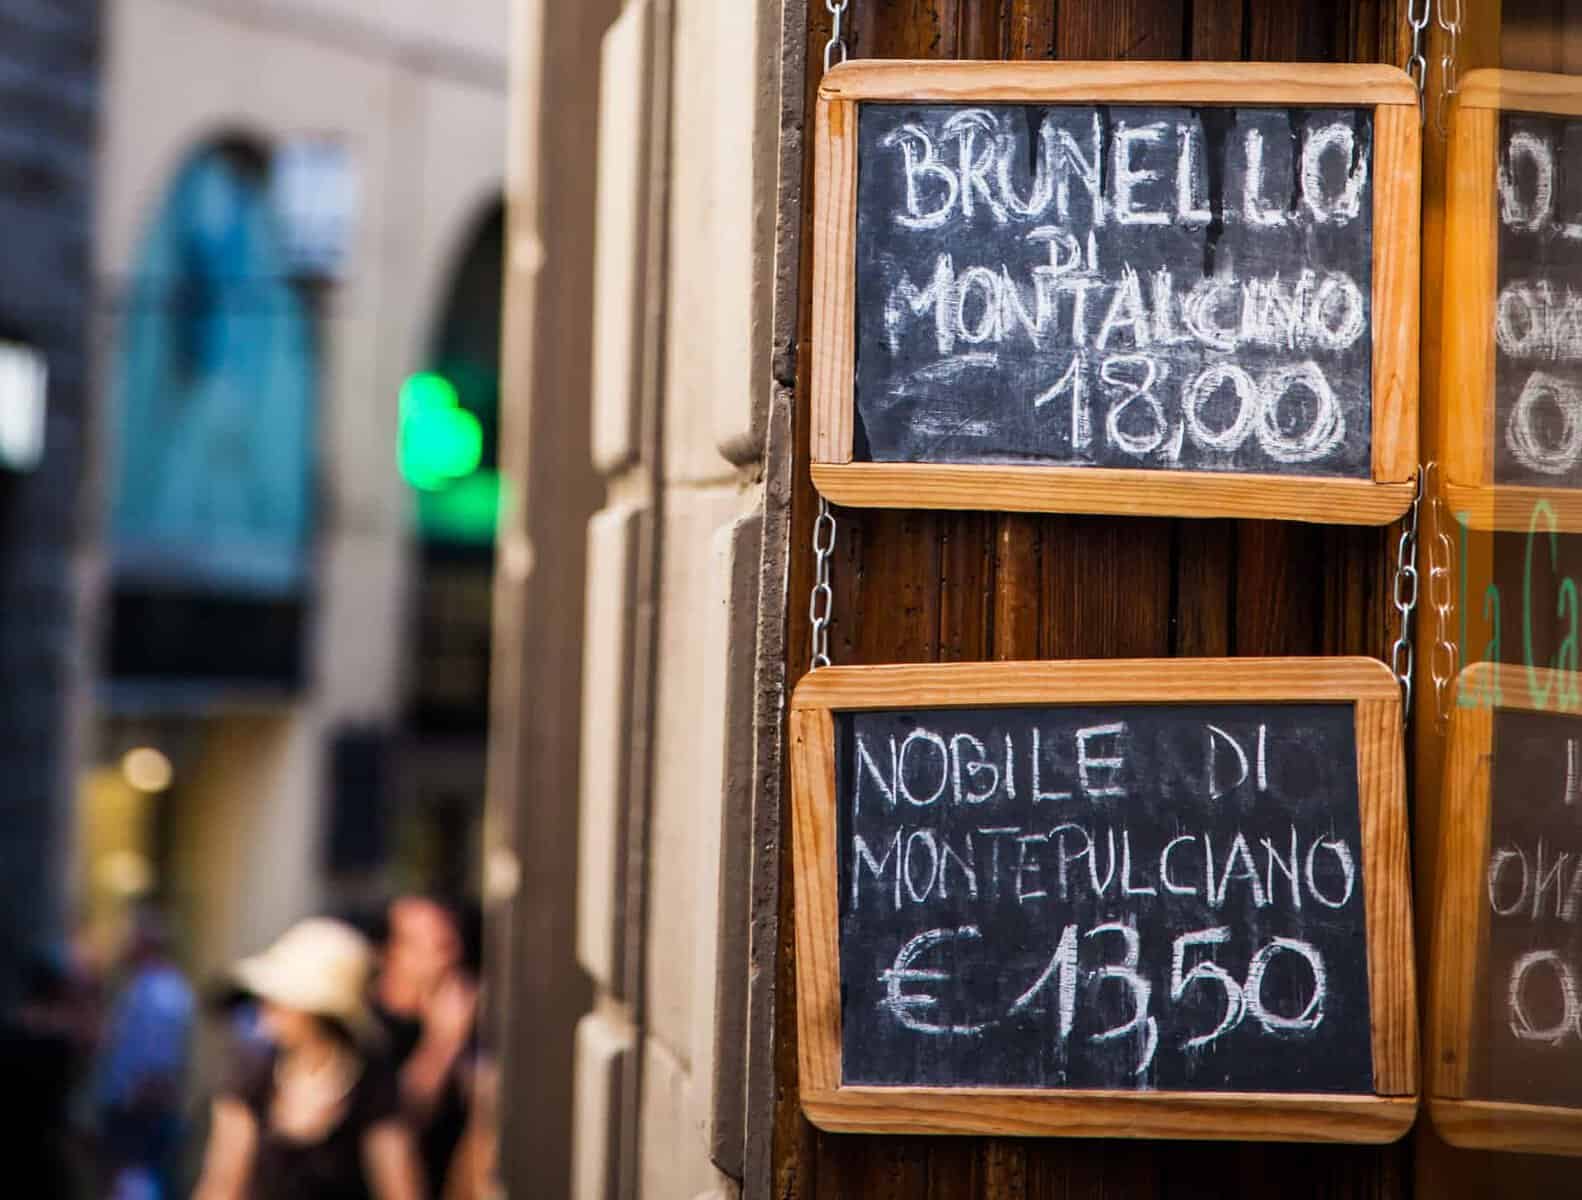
[778,1,1411,1195]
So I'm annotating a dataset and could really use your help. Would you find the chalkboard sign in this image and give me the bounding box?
[812,62,1420,524]
[791,659,1418,1142]
[1441,71,1582,531]
[854,103,1376,476]
[1429,664,1582,1155]
[1494,114,1582,490]
[838,701,1373,1092]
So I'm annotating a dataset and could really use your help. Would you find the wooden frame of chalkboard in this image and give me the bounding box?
[1429,663,1582,1155]
[810,61,1421,524]
[1441,71,1582,532]
[789,658,1417,1141]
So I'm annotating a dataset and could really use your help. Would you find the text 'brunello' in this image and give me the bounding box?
[853,104,1377,477]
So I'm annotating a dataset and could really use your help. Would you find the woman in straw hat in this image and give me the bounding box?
[192,918,423,1200]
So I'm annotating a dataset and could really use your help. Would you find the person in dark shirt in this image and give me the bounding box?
[372,897,481,1199]
[192,918,423,1200]
[1,948,95,1198]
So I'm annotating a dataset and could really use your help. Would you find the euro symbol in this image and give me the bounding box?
[877,926,991,1035]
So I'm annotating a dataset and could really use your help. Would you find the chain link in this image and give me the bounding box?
[809,3,851,670]
[1390,467,1425,722]
[810,497,837,670]
[1406,0,1431,124]
[1435,0,1462,137]
[1424,464,1460,732]
[809,3,853,668]
[824,0,850,74]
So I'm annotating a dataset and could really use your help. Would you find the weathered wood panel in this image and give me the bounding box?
[779,0,1413,1195]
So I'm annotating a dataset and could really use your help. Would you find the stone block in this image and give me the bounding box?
[694,511,761,1180]
[643,485,745,1057]
[576,501,644,992]
[662,0,775,482]
[638,1035,734,1199]
[571,1008,634,1200]
[590,0,653,475]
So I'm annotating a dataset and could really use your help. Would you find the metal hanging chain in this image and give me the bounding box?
[1406,0,1432,125]
[1424,462,1460,733]
[824,0,850,73]
[1435,0,1462,138]
[1391,466,1426,723]
[809,2,851,670]
[810,498,837,670]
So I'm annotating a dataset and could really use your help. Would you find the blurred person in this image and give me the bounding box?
[434,1057,498,1200]
[373,897,482,1199]
[95,907,195,1199]
[192,918,422,1200]
[0,945,97,1197]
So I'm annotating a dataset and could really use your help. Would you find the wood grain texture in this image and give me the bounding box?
[1355,697,1418,1097]
[942,0,1001,60]
[1422,664,1582,1158]
[780,0,1416,1192]
[1458,65,1582,114]
[1439,106,1498,496]
[1040,514,1175,661]
[1248,2,1344,63]
[788,659,1417,1139]
[1371,103,1422,484]
[1189,0,1246,61]
[1436,76,1582,532]
[1428,1098,1582,1156]
[803,1089,1418,1143]
[1466,661,1582,713]
[809,60,1422,523]
[1444,483,1582,532]
[1426,685,1493,1102]
[818,58,1418,103]
[1056,0,1184,62]
[940,510,996,662]
[813,464,1419,523]
[1004,0,1056,61]
[993,516,1041,660]
[791,656,1402,710]
[810,98,855,466]
[1174,520,1233,656]
[790,708,841,1095]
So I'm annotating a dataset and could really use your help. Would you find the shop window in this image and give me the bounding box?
[108,140,315,693]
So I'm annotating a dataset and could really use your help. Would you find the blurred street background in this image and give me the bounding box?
[2,0,511,1192]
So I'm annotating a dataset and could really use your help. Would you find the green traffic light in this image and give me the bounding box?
[398,372,483,491]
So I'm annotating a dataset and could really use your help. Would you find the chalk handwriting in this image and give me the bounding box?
[841,705,1364,1091]
[857,102,1375,476]
[880,921,1327,1069]
[1495,116,1582,486]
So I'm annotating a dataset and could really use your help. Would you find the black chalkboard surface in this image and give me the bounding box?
[853,103,1375,476]
[1429,664,1582,1153]
[812,63,1420,525]
[1475,705,1582,1107]
[835,701,1373,1093]
[793,659,1416,1140]
[1493,113,1582,487]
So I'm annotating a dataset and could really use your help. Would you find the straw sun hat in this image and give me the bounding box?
[228,917,381,1048]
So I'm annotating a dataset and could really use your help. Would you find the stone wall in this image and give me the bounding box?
[502,0,788,1194]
